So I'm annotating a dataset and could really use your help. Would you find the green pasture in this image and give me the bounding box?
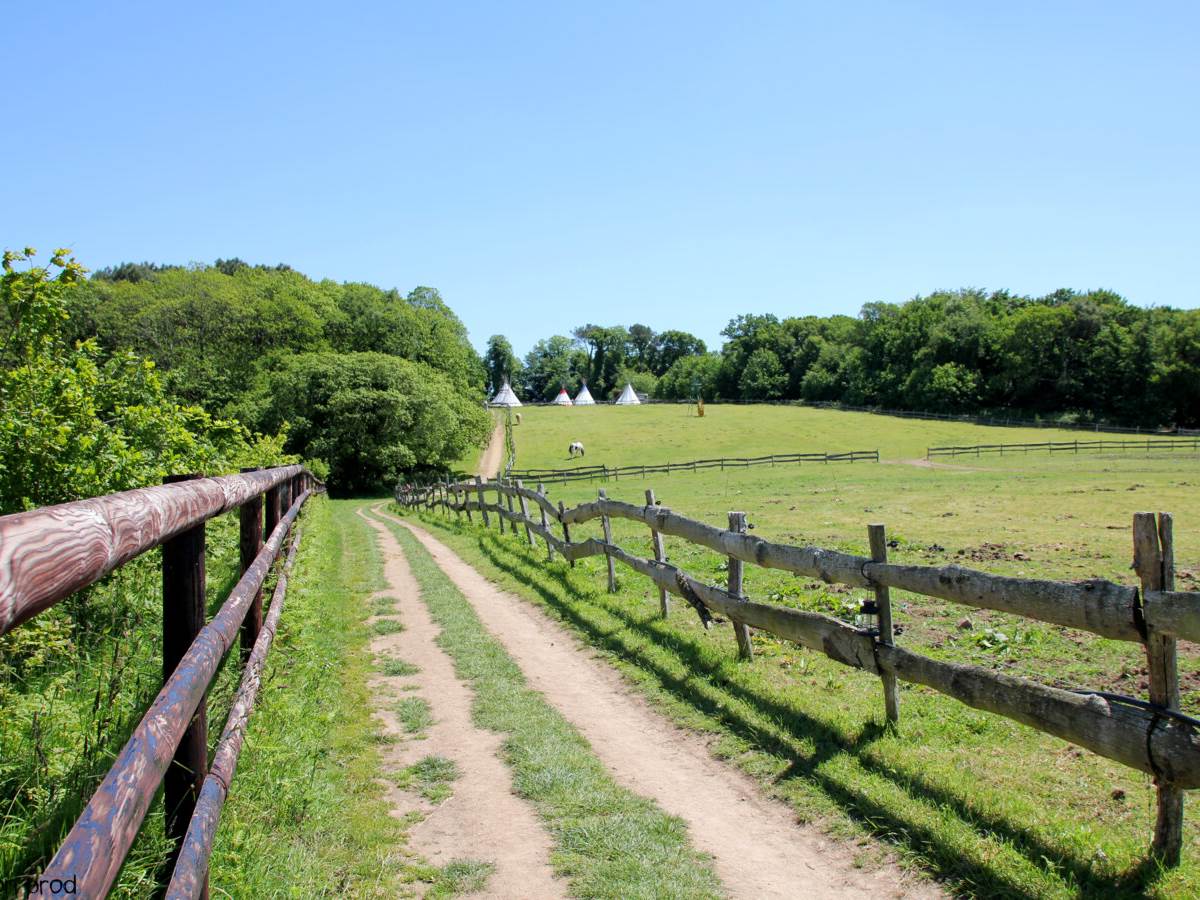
[508,403,1170,469]
[408,402,1200,896]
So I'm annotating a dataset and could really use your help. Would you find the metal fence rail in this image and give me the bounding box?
[0,466,320,898]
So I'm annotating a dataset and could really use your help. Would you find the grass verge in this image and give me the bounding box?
[370,508,724,900]
[204,497,409,896]
[406,506,1200,899]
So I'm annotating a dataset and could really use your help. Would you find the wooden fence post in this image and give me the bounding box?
[728,512,753,660]
[1134,511,1183,865]
[646,488,668,618]
[516,479,536,548]
[868,523,900,725]
[538,483,554,561]
[599,488,617,592]
[475,475,490,528]
[504,485,517,535]
[559,500,575,568]
[497,481,509,534]
[161,474,208,887]
[238,468,263,660]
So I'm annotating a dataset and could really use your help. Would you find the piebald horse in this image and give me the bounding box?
[568,441,585,458]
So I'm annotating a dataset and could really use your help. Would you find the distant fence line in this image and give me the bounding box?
[927,437,1200,460]
[397,475,1200,866]
[507,449,879,485]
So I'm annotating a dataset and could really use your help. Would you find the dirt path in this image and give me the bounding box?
[477,418,505,478]
[376,508,942,900]
[356,509,565,899]
[883,457,982,472]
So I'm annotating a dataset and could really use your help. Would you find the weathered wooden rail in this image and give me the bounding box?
[508,449,879,485]
[927,437,1200,459]
[398,476,1200,865]
[0,465,319,898]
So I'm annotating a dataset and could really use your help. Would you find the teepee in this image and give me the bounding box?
[490,380,522,407]
[614,382,641,405]
[552,387,573,406]
[573,382,595,406]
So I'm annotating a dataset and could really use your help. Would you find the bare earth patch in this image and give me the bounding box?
[477,418,506,478]
[381,508,943,900]
[357,509,564,898]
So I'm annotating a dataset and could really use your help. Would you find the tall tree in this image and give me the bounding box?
[484,334,521,394]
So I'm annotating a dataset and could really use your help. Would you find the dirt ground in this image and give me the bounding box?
[370,505,943,900]
[476,419,506,478]
[357,508,565,898]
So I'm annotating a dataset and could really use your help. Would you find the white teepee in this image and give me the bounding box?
[614,382,641,405]
[552,387,573,406]
[573,382,595,405]
[490,380,522,407]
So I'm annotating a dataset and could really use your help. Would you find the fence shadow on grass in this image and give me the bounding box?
[449,521,1170,900]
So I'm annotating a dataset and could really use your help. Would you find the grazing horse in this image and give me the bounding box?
[568,441,585,458]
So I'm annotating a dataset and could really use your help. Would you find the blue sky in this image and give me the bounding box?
[5,2,1197,355]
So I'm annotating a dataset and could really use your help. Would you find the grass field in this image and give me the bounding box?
[408,402,1200,897]
[508,403,1170,468]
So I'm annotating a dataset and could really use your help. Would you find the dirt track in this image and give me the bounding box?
[357,508,564,898]
[372,506,941,900]
[477,418,505,478]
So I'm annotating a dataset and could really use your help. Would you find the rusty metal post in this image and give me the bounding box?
[239,468,263,660]
[264,481,282,542]
[161,474,208,889]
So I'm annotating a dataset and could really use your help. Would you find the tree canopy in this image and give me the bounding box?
[491,289,1197,427]
[55,257,490,493]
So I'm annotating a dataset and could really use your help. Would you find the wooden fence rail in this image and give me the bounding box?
[507,449,879,485]
[397,476,1200,865]
[0,466,320,898]
[927,437,1200,459]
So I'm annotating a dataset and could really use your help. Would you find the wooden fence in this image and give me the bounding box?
[927,437,1200,459]
[397,476,1200,866]
[508,449,879,485]
[0,466,320,899]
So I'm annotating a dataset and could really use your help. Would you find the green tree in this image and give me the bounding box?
[522,335,587,400]
[244,352,490,493]
[1,248,290,513]
[738,348,787,400]
[656,353,722,400]
[650,329,706,376]
[484,334,521,394]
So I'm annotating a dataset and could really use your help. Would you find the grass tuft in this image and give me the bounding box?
[397,755,461,803]
[430,858,495,897]
[380,658,420,677]
[395,696,434,735]
[369,596,398,615]
[372,618,405,636]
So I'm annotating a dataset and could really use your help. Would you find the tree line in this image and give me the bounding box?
[486,289,1199,427]
[1,250,491,506]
